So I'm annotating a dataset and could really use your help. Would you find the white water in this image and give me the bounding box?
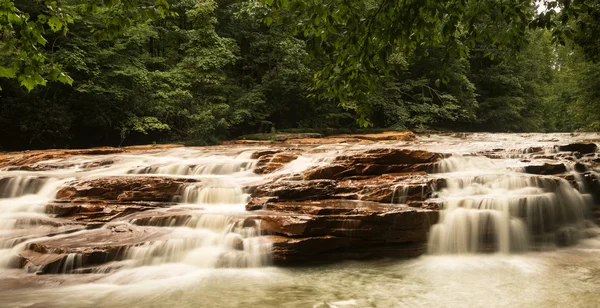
[428,153,593,254]
[0,147,284,274]
[0,133,599,307]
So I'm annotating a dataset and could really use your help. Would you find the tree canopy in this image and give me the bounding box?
[0,0,599,150]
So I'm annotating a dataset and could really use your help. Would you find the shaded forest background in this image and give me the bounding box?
[1,0,599,150]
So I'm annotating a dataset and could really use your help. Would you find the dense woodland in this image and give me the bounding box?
[1,0,599,150]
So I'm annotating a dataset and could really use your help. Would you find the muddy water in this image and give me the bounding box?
[0,133,599,307]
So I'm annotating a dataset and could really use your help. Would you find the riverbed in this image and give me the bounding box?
[1,133,599,307]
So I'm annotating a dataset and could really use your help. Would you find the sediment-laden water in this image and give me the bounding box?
[0,133,599,307]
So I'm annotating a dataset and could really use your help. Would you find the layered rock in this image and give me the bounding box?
[56,176,197,202]
[245,148,447,264]
[0,144,182,171]
[17,224,173,274]
[250,174,443,204]
[253,150,299,174]
[304,148,446,180]
[251,200,438,264]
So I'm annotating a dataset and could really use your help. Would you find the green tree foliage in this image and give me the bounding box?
[0,0,171,91]
[1,0,600,150]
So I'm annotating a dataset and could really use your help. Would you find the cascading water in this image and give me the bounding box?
[123,213,271,269]
[0,148,274,274]
[0,133,600,308]
[427,155,593,254]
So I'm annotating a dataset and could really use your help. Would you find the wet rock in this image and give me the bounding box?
[304,148,446,180]
[248,199,437,265]
[252,180,336,201]
[524,163,567,175]
[583,172,600,205]
[254,152,298,174]
[1,225,86,253]
[251,174,443,204]
[0,148,123,168]
[275,133,322,141]
[250,150,282,159]
[282,132,416,145]
[268,235,428,265]
[18,224,173,274]
[558,143,598,154]
[56,176,197,202]
[82,159,116,170]
[245,197,276,210]
[574,162,588,173]
[46,201,174,223]
[0,145,182,170]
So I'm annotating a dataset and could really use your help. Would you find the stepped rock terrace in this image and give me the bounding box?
[0,132,599,307]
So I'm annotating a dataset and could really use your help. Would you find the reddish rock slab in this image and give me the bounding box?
[250,174,444,204]
[254,152,299,174]
[279,131,417,145]
[267,235,428,265]
[19,224,173,274]
[56,176,198,202]
[46,201,175,223]
[304,148,447,180]
[0,144,182,170]
[246,199,438,265]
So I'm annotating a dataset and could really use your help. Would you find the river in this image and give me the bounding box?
[0,133,599,307]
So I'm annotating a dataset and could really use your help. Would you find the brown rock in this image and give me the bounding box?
[46,201,174,223]
[254,152,298,174]
[248,199,438,265]
[524,163,567,175]
[558,143,598,154]
[19,224,172,274]
[56,176,197,202]
[304,148,446,180]
[251,174,443,204]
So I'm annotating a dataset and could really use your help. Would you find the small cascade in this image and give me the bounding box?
[125,214,270,268]
[428,155,593,254]
[128,157,256,176]
[181,182,250,205]
[0,176,59,199]
[391,185,410,204]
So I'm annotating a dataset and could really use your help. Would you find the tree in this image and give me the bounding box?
[0,0,171,91]
[261,0,600,125]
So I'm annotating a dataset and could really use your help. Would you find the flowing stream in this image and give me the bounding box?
[1,133,600,307]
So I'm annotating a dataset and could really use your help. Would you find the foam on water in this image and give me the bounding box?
[0,147,273,273]
[0,133,598,302]
[428,154,593,254]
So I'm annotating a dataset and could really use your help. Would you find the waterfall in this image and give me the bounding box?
[427,155,593,254]
[0,147,271,274]
[125,214,271,268]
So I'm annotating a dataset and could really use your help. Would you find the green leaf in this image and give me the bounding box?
[0,67,17,79]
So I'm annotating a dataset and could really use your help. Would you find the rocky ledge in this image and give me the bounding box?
[3,137,600,273]
[255,200,438,265]
[247,147,446,264]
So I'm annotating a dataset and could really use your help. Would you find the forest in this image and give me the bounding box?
[1,0,599,150]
